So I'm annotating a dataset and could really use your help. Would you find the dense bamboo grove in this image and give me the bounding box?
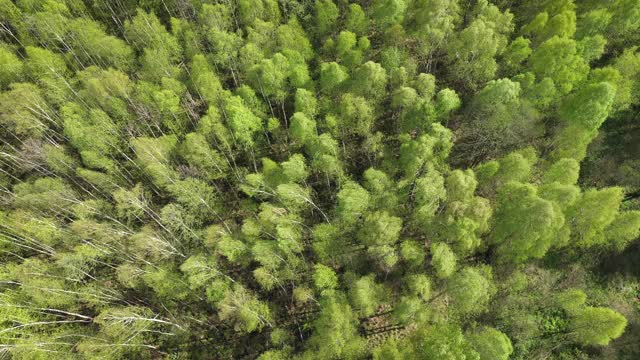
[1,0,640,359]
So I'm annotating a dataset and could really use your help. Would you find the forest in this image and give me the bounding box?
[1,0,640,359]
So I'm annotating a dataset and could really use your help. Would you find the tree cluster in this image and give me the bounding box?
[1,0,640,359]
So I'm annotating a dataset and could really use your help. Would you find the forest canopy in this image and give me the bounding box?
[1,0,640,359]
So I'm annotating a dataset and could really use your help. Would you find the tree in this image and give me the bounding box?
[348,274,389,317]
[313,264,338,292]
[113,183,147,225]
[542,158,580,185]
[190,54,224,104]
[435,88,461,120]
[550,124,598,161]
[371,0,407,27]
[336,181,370,224]
[62,103,121,172]
[446,267,494,316]
[167,178,220,225]
[125,10,176,47]
[67,18,134,70]
[304,293,366,359]
[79,306,172,358]
[413,168,446,224]
[289,112,317,147]
[606,211,640,251]
[528,36,589,95]
[558,82,616,130]
[457,78,542,161]
[131,135,179,188]
[444,2,513,89]
[501,36,532,73]
[490,182,564,263]
[522,7,576,44]
[179,132,228,181]
[403,325,480,360]
[610,48,640,111]
[431,242,457,278]
[364,168,398,211]
[405,0,461,57]
[248,53,290,102]
[570,307,627,346]
[314,0,339,38]
[487,148,538,188]
[319,62,349,95]
[223,95,263,148]
[358,211,402,247]
[345,4,367,35]
[399,124,453,176]
[332,31,358,66]
[467,327,513,360]
[577,35,607,62]
[0,45,23,88]
[349,61,387,100]
[237,0,281,27]
[446,169,477,202]
[75,66,131,121]
[566,187,623,248]
[218,284,273,333]
[405,274,431,300]
[294,88,318,118]
[0,83,51,140]
[400,240,426,268]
